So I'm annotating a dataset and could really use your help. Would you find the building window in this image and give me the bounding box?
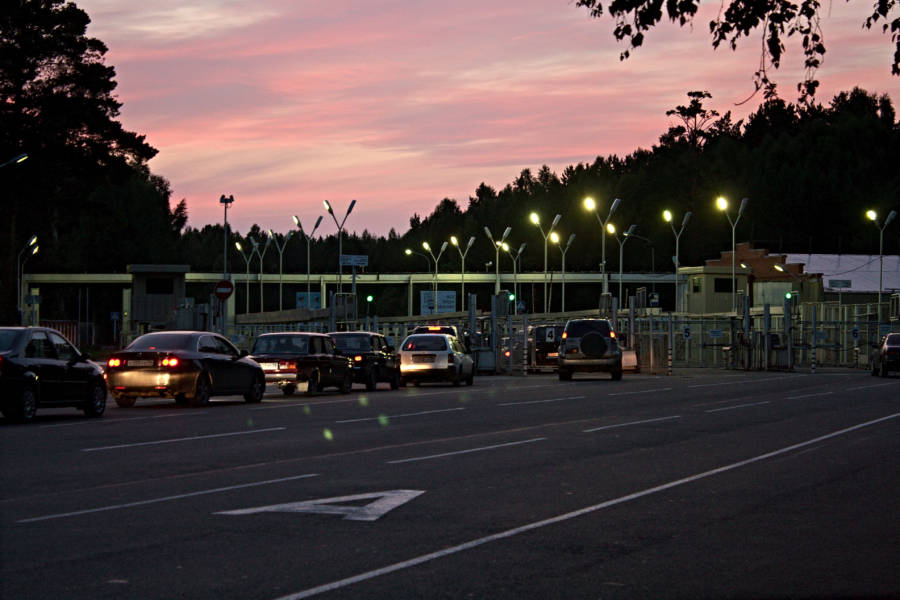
[692,277,702,293]
[714,278,732,293]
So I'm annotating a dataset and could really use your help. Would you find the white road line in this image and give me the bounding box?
[40,412,207,429]
[336,408,464,424]
[81,427,286,452]
[276,412,900,600]
[609,387,672,396]
[845,382,898,391]
[16,473,318,524]
[705,401,771,413]
[583,415,681,433]
[786,391,835,400]
[688,376,798,388]
[386,437,546,464]
[498,396,585,407]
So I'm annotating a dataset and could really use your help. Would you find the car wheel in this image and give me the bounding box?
[83,380,107,417]
[340,370,353,394]
[191,374,212,407]
[244,375,264,403]
[611,367,623,381]
[558,368,572,381]
[306,371,319,396]
[12,385,38,423]
[390,370,401,390]
[115,395,136,408]
[282,384,296,396]
[365,368,378,391]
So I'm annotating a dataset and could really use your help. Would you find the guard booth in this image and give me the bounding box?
[126,264,190,336]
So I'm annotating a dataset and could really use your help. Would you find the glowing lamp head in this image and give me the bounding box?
[583,197,596,211]
[606,223,616,235]
[450,235,459,246]
[867,210,877,221]
[663,210,673,223]
[529,212,540,225]
[422,241,430,251]
[716,196,728,211]
[404,248,412,255]
[550,232,559,244]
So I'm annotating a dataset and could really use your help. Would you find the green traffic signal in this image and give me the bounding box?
[785,291,793,300]
[508,293,515,302]
[366,295,374,302]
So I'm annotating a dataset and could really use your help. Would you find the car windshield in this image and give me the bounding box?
[402,335,448,351]
[252,335,310,355]
[886,333,900,345]
[331,334,370,352]
[0,329,22,351]
[565,320,612,337]
[127,333,195,351]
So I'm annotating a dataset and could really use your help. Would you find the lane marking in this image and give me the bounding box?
[386,437,546,464]
[40,412,208,429]
[336,408,464,424]
[276,412,900,600]
[583,415,681,433]
[16,473,318,523]
[688,376,799,388]
[498,396,585,407]
[845,382,899,391]
[251,398,361,410]
[786,391,834,400]
[609,387,672,396]
[705,401,771,413]
[218,490,424,521]
[691,396,760,408]
[81,427,286,452]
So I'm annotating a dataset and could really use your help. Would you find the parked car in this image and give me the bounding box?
[557,318,623,381]
[329,331,401,390]
[248,332,352,396]
[872,332,900,377]
[0,326,107,422]
[398,333,474,387]
[106,331,265,407]
[530,324,564,371]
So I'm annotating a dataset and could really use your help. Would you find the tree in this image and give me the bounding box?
[575,0,900,102]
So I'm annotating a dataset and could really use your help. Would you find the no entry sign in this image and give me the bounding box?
[214,279,234,300]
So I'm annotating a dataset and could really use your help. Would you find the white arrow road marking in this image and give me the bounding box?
[216,489,425,522]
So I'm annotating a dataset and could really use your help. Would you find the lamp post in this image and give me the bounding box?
[663,209,692,312]
[323,199,356,295]
[0,153,27,169]
[550,231,575,312]
[530,212,561,314]
[234,241,258,313]
[716,196,748,313]
[501,242,526,314]
[422,241,449,314]
[405,248,431,273]
[251,236,272,312]
[866,209,897,322]
[267,228,293,311]
[17,235,38,324]
[485,261,493,272]
[583,197,621,294]
[450,235,475,312]
[219,195,234,279]
[293,214,324,309]
[483,226,511,295]
[607,223,636,307]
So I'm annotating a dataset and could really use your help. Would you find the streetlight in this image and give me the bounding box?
[501,241,526,314]
[422,240,449,314]
[251,235,272,312]
[530,212,561,314]
[583,196,621,294]
[0,153,27,169]
[323,199,356,295]
[17,235,38,324]
[550,231,575,312]
[405,248,431,272]
[607,223,636,307]
[716,196,749,312]
[483,226,511,294]
[234,241,259,313]
[663,209,692,312]
[866,209,897,322]
[293,214,324,309]
[268,228,294,311]
[450,235,476,312]
[219,195,234,279]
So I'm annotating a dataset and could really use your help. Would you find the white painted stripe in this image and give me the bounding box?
[609,387,671,396]
[705,401,771,413]
[276,412,900,600]
[688,375,797,388]
[386,437,546,464]
[583,415,681,433]
[251,398,361,410]
[336,408,464,424]
[41,412,207,429]
[17,473,318,523]
[786,391,834,400]
[845,382,899,391]
[81,427,286,451]
[498,396,585,407]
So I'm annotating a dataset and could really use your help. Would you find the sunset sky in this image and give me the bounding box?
[77,0,898,238]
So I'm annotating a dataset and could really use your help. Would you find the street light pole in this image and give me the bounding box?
[584,197,621,294]
[716,196,748,313]
[422,241,449,314]
[450,235,476,312]
[251,236,272,312]
[17,235,38,324]
[550,232,575,312]
[293,215,324,309]
[530,212,561,314]
[483,226,511,295]
[219,195,234,279]
[866,209,897,322]
[501,242,526,315]
[663,209,692,312]
[323,199,356,295]
[234,241,258,314]
[608,223,636,307]
[268,229,294,311]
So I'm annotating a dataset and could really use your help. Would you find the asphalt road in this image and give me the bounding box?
[2,369,898,599]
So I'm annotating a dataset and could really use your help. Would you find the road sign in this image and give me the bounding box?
[420,291,456,315]
[545,328,556,342]
[683,326,691,340]
[296,292,321,309]
[339,254,368,267]
[214,279,234,300]
[851,327,860,340]
[708,329,724,339]
[828,279,852,289]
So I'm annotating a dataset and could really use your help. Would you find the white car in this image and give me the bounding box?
[398,333,474,387]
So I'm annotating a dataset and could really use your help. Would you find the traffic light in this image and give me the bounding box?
[366,295,374,303]
[784,291,793,300]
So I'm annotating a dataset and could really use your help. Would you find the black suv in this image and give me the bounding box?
[557,318,623,381]
[329,331,401,390]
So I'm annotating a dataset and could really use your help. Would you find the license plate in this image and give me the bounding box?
[547,352,558,358]
[128,359,154,367]
[259,362,278,370]
[413,354,435,363]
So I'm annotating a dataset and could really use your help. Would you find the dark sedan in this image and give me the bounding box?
[329,331,401,390]
[0,326,106,422]
[872,332,900,377]
[106,331,265,407]
[248,332,352,396]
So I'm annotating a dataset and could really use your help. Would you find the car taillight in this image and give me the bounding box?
[561,332,568,339]
[161,357,180,367]
[278,360,296,371]
[448,352,455,364]
[108,357,122,368]
[503,350,511,357]
[354,355,363,362]
[610,330,616,339]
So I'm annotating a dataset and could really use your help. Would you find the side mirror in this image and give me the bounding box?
[81,353,92,362]
[240,349,249,357]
